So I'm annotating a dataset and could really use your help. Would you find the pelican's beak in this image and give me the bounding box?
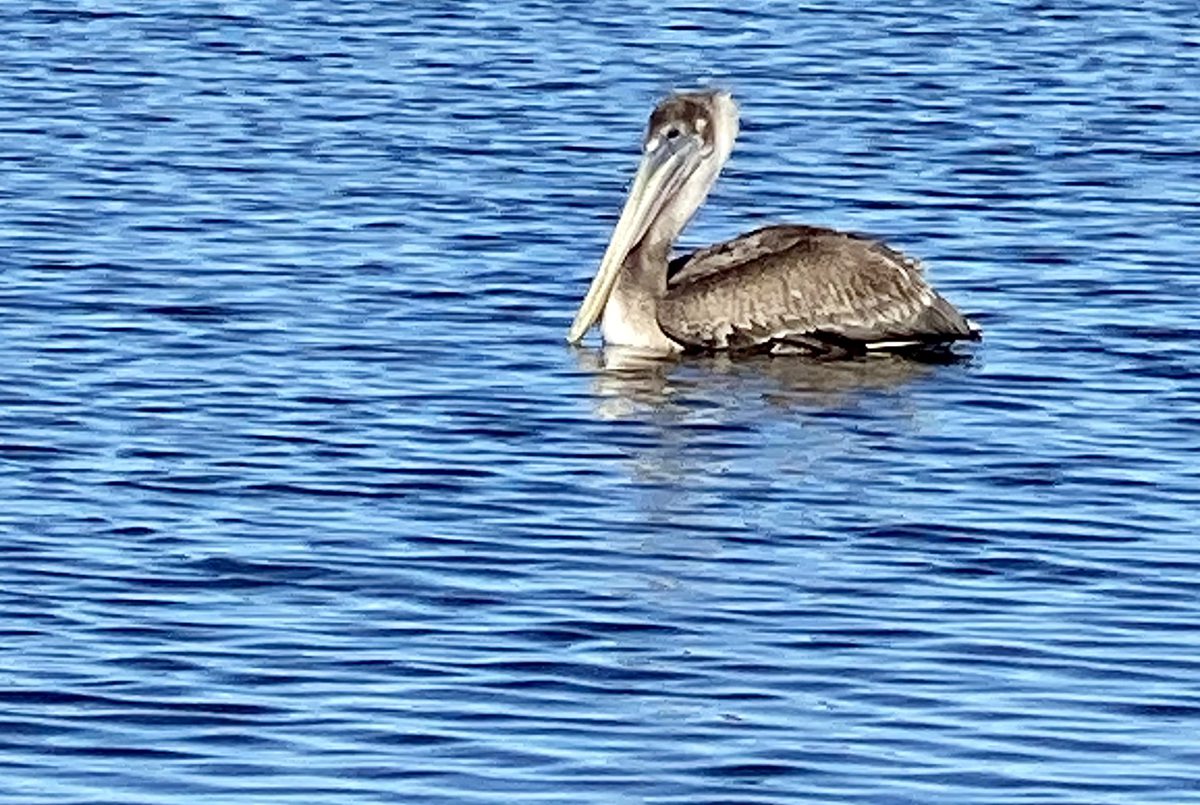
[567,133,703,344]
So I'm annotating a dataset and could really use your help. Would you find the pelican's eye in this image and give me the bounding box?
[664,126,683,141]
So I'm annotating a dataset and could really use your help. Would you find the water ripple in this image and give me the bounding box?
[2,0,1200,803]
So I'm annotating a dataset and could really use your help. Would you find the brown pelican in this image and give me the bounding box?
[567,90,981,357]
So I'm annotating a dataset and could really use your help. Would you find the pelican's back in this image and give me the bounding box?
[660,225,980,354]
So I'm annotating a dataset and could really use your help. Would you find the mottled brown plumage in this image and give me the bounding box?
[663,224,978,354]
[567,90,981,356]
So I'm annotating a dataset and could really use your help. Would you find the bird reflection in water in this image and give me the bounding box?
[575,346,965,420]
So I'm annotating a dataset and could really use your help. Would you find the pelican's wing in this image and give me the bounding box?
[660,225,980,354]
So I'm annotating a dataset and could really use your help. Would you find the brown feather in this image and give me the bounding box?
[659,224,979,354]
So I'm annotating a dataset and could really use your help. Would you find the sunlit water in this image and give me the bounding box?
[3,2,1200,803]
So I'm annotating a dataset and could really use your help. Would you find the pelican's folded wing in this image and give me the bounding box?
[659,225,980,353]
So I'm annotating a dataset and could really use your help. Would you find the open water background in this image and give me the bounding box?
[3,1,1200,802]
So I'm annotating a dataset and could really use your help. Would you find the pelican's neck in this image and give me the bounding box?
[633,229,673,287]
[601,241,678,354]
[596,154,723,355]
[640,123,734,269]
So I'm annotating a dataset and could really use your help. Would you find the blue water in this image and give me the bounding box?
[3,2,1200,803]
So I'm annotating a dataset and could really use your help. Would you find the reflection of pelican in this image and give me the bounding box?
[568,90,981,357]
[579,346,953,419]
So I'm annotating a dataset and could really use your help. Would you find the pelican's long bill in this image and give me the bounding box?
[566,133,703,344]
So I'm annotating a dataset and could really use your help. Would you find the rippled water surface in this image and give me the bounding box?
[4,2,1200,803]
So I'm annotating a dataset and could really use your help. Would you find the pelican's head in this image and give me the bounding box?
[567,89,740,345]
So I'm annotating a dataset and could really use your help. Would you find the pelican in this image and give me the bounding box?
[567,90,981,357]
